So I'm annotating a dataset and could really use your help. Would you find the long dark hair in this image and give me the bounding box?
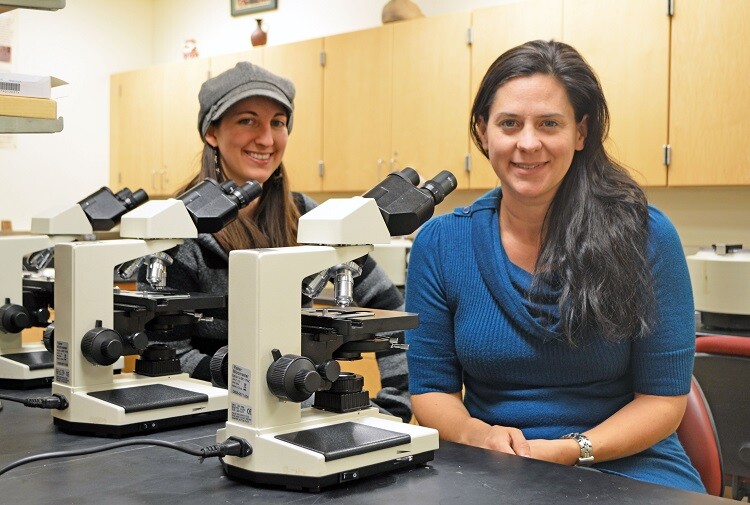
[470,40,654,344]
[180,141,300,252]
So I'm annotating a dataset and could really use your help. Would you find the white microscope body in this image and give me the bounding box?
[0,196,122,388]
[50,179,260,436]
[218,168,455,491]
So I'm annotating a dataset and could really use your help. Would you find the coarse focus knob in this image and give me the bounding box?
[266,349,322,402]
[80,321,123,366]
[0,299,30,334]
[42,323,55,353]
[210,345,229,389]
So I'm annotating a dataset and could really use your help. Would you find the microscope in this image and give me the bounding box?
[48,178,261,437]
[0,187,148,389]
[215,168,456,491]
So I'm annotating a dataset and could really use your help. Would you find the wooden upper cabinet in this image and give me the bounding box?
[323,26,393,192]
[110,65,164,197]
[391,13,471,191]
[111,59,210,198]
[209,48,263,76]
[161,58,210,196]
[669,0,750,186]
[469,0,563,189]
[564,0,669,187]
[264,39,324,193]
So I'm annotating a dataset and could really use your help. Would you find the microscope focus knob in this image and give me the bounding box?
[266,349,322,402]
[42,323,55,353]
[209,346,229,389]
[81,322,123,366]
[0,300,31,334]
[124,331,149,353]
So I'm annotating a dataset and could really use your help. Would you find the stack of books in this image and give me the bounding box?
[0,73,67,120]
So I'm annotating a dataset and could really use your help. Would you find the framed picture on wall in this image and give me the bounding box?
[231,0,277,16]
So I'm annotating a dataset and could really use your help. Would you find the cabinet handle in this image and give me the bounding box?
[151,170,158,191]
[390,151,398,172]
[160,170,168,191]
[377,159,383,181]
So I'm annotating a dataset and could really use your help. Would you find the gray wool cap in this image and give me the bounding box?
[197,61,295,138]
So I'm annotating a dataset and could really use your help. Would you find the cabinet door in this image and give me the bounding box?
[323,26,393,192]
[392,13,471,191]
[110,66,164,197]
[669,0,750,186]
[264,39,324,193]
[469,0,563,189]
[161,58,211,196]
[209,48,264,76]
[564,0,669,187]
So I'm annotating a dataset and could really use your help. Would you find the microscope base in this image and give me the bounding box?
[222,446,434,492]
[52,373,227,437]
[0,345,54,389]
[218,408,439,492]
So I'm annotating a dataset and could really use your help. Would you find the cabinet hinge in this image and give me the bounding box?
[319,51,326,67]
[667,0,674,16]
[663,144,672,167]
[318,160,325,177]
[464,153,472,173]
[466,27,473,46]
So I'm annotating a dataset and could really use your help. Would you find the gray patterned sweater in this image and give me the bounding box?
[138,193,411,422]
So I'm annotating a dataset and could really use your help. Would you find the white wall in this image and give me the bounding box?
[2,0,750,253]
[149,0,510,65]
[0,0,154,229]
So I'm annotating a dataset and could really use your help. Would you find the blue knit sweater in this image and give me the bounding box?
[406,188,704,492]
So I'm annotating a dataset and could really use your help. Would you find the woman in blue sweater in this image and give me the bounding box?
[405,40,704,492]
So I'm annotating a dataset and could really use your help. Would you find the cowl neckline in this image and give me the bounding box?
[470,190,562,343]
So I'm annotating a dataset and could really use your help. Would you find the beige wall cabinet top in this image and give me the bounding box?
[563,0,669,188]
[322,26,394,192]
[668,0,750,186]
[110,58,209,198]
[263,39,324,193]
[322,14,472,193]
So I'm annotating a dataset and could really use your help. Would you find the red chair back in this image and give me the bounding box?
[676,376,724,497]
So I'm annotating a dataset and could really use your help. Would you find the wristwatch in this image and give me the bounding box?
[561,433,594,466]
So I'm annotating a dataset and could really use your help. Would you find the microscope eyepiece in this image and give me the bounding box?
[228,180,263,209]
[115,188,149,210]
[177,178,262,233]
[78,186,150,231]
[420,170,457,206]
[362,167,458,237]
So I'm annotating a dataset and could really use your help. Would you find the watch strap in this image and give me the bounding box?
[561,432,594,466]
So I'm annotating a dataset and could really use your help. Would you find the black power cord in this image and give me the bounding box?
[0,393,68,410]
[0,436,252,476]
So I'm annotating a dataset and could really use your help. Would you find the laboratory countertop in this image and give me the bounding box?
[0,388,730,505]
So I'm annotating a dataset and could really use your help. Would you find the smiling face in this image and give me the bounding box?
[478,73,587,207]
[204,95,289,186]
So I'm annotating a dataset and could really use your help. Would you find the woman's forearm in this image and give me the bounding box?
[412,392,530,456]
[582,393,687,463]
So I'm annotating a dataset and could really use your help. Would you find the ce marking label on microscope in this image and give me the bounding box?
[231,402,252,423]
[231,363,251,399]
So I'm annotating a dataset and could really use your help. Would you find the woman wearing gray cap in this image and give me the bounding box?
[143,62,411,422]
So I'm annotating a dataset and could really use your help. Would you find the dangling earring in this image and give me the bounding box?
[213,147,223,181]
[271,166,283,181]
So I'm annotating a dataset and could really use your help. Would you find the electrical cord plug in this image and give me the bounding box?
[0,393,68,410]
[23,394,69,410]
[198,436,253,461]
